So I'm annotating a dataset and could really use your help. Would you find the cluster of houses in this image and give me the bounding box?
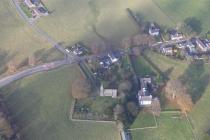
[65,43,88,56]
[147,22,210,59]
[99,52,121,69]
[23,0,48,18]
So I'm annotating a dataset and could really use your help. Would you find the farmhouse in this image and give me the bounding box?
[138,77,153,106]
[170,30,184,40]
[24,0,40,8]
[149,23,160,36]
[99,52,119,69]
[100,84,117,98]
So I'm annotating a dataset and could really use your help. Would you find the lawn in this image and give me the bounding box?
[131,112,194,140]
[130,54,158,77]
[130,112,156,129]
[0,66,120,140]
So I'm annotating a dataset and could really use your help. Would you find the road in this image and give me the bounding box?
[0,60,71,88]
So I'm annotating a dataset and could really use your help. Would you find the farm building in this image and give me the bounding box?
[195,38,210,51]
[100,84,117,98]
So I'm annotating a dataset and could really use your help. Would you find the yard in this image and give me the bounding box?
[0,66,120,140]
[131,112,194,140]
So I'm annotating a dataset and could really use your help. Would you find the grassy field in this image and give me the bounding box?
[131,112,194,140]
[143,51,210,140]
[0,0,51,67]
[36,0,142,45]
[0,66,120,140]
[130,112,156,129]
[153,0,210,33]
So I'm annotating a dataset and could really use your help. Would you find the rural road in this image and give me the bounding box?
[0,0,187,89]
[0,60,70,88]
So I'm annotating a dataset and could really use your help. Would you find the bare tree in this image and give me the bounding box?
[89,41,106,55]
[165,80,193,113]
[113,104,124,120]
[118,80,132,93]
[28,54,36,66]
[149,98,161,116]
[121,37,132,49]
[71,77,91,99]
[7,61,17,74]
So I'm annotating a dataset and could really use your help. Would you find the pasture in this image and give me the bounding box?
[0,66,120,140]
[144,51,210,140]
[131,112,194,140]
[0,0,51,67]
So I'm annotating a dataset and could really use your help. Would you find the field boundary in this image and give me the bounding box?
[185,112,198,140]
[69,99,115,124]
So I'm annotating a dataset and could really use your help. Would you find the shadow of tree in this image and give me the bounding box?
[184,17,202,34]
[179,61,210,103]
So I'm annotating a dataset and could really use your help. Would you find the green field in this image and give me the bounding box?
[0,66,120,140]
[143,51,210,140]
[131,112,194,140]
[0,0,51,66]
[130,112,156,129]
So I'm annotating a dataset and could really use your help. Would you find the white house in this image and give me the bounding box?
[24,0,40,8]
[149,23,160,36]
[138,77,153,106]
[108,53,118,63]
[170,30,184,40]
[121,130,130,140]
[195,39,210,52]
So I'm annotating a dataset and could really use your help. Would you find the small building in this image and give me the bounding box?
[24,0,40,8]
[100,84,117,98]
[195,38,210,51]
[178,41,196,52]
[170,30,183,40]
[138,77,153,106]
[160,46,173,56]
[149,23,160,36]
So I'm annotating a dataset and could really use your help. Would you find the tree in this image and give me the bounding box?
[71,77,91,99]
[7,61,17,73]
[118,80,132,93]
[89,41,106,55]
[121,37,132,49]
[113,104,124,120]
[126,102,138,117]
[149,98,161,116]
[165,80,193,113]
[184,17,202,34]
